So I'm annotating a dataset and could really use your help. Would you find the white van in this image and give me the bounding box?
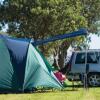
[67,49,100,86]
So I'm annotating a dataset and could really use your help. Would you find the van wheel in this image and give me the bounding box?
[88,73,100,87]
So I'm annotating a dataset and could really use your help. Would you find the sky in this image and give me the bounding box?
[0,0,3,4]
[89,34,100,49]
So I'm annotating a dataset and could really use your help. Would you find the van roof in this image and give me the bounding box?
[73,49,100,53]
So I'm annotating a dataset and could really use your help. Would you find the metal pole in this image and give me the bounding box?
[84,36,89,90]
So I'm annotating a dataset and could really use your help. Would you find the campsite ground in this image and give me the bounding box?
[0,87,100,100]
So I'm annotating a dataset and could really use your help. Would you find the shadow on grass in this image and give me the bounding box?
[0,85,100,94]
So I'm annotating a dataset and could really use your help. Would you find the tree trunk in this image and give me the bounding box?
[57,40,71,69]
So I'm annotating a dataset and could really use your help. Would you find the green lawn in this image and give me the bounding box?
[0,88,100,100]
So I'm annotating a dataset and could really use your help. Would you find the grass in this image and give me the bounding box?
[0,87,100,100]
[0,80,99,100]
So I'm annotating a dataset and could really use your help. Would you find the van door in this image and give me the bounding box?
[87,52,99,72]
[71,52,86,73]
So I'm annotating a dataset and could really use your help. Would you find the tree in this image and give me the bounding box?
[81,0,100,33]
[0,0,99,68]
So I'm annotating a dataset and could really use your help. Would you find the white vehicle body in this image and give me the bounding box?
[67,49,100,86]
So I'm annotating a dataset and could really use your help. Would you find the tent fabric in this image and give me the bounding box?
[0,34,62,92]
[0,39,14,90]
[35,47,52,72]
[4,38,29,90]
[24,44,62,89]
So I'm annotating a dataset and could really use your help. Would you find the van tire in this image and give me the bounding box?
[88,73,100,87]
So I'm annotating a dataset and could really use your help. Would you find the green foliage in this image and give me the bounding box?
[0,0,100,68]
[0,0,88,35]
[81,0,100,33]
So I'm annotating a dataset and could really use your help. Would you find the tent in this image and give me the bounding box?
[0,34,62,92]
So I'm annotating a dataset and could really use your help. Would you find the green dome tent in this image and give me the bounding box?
[0,34,62,92]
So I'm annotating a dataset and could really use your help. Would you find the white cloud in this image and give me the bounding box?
[89,34,100,49]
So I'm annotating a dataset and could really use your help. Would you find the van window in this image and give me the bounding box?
[75,53,85,64]
[95,52,100,61]
[87,52,98,63]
